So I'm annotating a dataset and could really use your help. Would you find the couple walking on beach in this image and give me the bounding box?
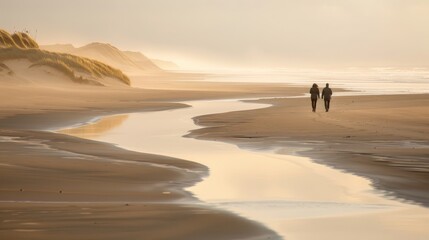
[310,83,332,112]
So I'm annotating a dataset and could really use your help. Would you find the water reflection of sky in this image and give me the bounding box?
[62,99,429,240]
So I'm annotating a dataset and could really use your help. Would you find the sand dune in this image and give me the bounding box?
[1,59,129,87]
[1,29,130,87]
[74,43,160,73]
[42,43,169,75]
[39,43,75,53]
[122,50,162,70]
[150,58,179,70]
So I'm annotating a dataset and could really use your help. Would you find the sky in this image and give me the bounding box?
[1,0,429,69]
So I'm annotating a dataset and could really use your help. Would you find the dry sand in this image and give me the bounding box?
[1,61,307,239]
[189,94,429,207]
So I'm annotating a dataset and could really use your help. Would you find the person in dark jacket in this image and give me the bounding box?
[309,83,320,112]
[321,83,333,112]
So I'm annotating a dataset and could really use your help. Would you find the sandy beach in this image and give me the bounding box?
[1,63,429,238]
[0,61,307,239]
[0,128,280,240]
[190,94,429,207]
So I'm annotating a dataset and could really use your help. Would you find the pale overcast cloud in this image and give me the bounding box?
[1,0,428,68]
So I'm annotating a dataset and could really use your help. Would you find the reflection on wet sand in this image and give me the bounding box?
[61,99,429,240]
[59,115,128,138]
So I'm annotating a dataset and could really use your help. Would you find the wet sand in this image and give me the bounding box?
[0,80,302,239]
[190,94,429,207]
[61,99,429,240]
[0,129,279,239]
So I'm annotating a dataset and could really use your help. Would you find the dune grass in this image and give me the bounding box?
[0,29,130,86]
[0,47,130,85]
[0,30,17,48]
[29,58,102,86]
[0,29,39,49]
[11,32,39,49]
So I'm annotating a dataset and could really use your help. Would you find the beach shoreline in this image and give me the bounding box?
[1,74,428,238]
[0,81,303,239]
[0,128,281,239]
[189,93,429,207]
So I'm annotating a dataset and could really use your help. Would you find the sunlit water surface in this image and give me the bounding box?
[60,99,429,240]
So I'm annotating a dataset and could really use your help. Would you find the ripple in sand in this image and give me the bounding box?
[20,222,40,225]
[3,219,17,223]
[13,229,43,232]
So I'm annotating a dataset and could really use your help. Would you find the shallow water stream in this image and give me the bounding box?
[60,99,429,240]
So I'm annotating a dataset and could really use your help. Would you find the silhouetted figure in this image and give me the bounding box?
[309,83,320,112]
[322,83,333,112]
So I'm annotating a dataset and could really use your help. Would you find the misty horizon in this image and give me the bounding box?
[2,0,429,69]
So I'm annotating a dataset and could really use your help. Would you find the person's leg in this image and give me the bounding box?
[324,99,329,112]
[314,98,317,111]
[312,99,317,112]
[327,99,330,111]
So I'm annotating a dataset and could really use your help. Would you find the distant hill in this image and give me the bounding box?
[150,58,180,70]
[0,29,130,86]
[41,43,75,53]
[42,43,180,73]
[122,50,160,71]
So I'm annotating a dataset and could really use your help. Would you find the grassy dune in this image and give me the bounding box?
[0,29,130,86]
[0,29,38,48]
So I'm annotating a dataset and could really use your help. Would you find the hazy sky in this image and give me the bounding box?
[1,0,429,69]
